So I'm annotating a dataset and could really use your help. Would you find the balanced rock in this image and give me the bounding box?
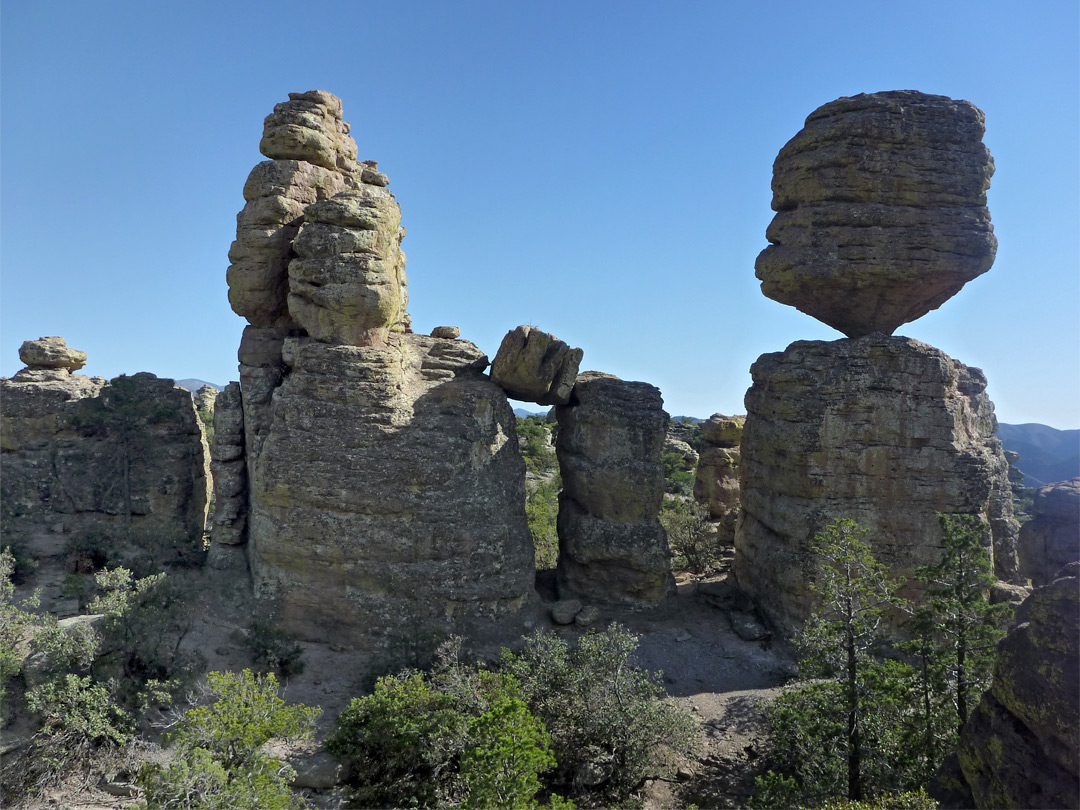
[955,563,1079,809]
[227,91,362,328]
[18,336,87,371]
[555,372,674,605]
[1019,477,1080,586]
[431,326,460,339]
[287,186,408,346]
[490,325,583,406]
[735,335,1020,637]
[756,91,997,337]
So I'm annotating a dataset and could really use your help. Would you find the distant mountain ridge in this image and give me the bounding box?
[175,378,224,393]
[997,422,1079,487]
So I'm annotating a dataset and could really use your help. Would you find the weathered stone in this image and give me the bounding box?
[246,333,536,655]
[490,325,583,406]
[575,604,601,627]
[210,382,247,547]
[700,413,744,447]
[555,372,674,605]
[430,326,461,339]
[735,335,1020,637]
[1,367,210,607]
[18,336,87,371]
[664,436,698,469]
[756,91,997,337]
[954,563,1079,809]
[551,599,583,625]
[194,385,217,417]
[260,90,358,173]
[287,186,408,346]
[728,610,770,642]
[1019,477,1080,586]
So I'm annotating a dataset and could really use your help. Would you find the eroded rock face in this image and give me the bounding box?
[18,336,87,371]
[209,382,247,548]
[756,91,997,337]
[1,364,209,608]
[956,563,1079,809]
[1019,477,1080,586]
[246,334,536,655]
[287,186,408,346]
[735,335,1020,636]
[555,372,674,605]
[694,414,744,520]
[227,91,361,328]
[490,325,583,406]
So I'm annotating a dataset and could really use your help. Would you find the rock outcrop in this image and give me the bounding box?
[1,344,210,608]
[208,382,247,549]
[490,325,583,406]
[954,562,1079,809]
[223,92,537,658]
[1019,477,1080,586]
[756,91,996,337]
[735,335,1020,636]
[693,414,743,520]
[555,372,674,605]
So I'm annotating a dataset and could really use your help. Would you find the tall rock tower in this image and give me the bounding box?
[219,92,536,658]
[736,91,1021,637]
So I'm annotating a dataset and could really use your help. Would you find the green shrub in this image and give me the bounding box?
[500,624,700,802]
[527,476,561,570]
[138,669,319,810]
[661,451,696,496]
[246,619,305,678]
[660,498,718,574]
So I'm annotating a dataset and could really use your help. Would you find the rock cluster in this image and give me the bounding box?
[490,325,583,406]
[1019,477,1080,586]
[555,372,674,605]
[735,336,1019,636]
[954,563,1079,809]
[222,92,538,657]
[756,91,997,338]
[1,345,210,609]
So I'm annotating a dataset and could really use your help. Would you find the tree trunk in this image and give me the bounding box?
[847,629,862,801]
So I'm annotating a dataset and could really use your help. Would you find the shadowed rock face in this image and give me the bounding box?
[1019,477,1080,586]
[734,335,1020,637]
[955,563,1079,809]
[756,90,996,337]
[247,334,536,653]
[555,372,674,605]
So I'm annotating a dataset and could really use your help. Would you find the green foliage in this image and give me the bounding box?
[661,450,696,497]
[517,415,557,473]
[246,619,305,678]
[527,475,561,570]
[500,624,700,802]
[329,639,563,809]
[660,498,718,575]
[1,547,40,700]
[138,669,319,810]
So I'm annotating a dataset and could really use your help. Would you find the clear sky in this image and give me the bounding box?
[2,1,1077,429]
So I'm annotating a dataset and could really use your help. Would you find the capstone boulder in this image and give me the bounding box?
[756,90,997,337]
[18,336,87,371]
[490,325,583,406]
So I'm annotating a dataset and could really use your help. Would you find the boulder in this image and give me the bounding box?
[287,186,408,346]
[260,90,359,173]
[735,335,1020,637]
[430,326,460,339]
[490,325,583,406]
[18,336,87,371]
[1019,477,1080,586]
[756,91,997,337]
[554,372,674,605]
[954,563,1079,809]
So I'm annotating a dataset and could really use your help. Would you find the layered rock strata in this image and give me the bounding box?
[756,90,997,337]
[735,335,1020,636]
[1,348,209,607]
[555,372,674,605]
[1019,477,1080,586]
[490,325,583,406]
[248,334,536,652]
[955,563,1079,809]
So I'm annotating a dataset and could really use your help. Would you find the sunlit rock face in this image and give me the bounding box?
[734,335,1020,637]
[756,90,997,337]
[490,325,583,406]
[555,372,674,606]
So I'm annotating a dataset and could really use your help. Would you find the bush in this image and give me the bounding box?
[660,498,718,575]
[329,640,565,809]
[527,476,561,571]
[661,451,696,497]
[500,624,700,802]
[246,619,304,678]
[138,669,320,810]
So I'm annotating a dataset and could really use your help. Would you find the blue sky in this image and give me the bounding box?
[2,1,1077,428]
